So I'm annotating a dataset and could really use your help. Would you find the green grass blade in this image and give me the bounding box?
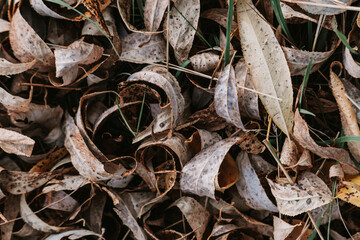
[116,98,136,137]
[175,59,191,78]
[173,5,213,49]
[224,0,234,67]
[270,0,295,44]
[298,57,314,108]
[45,0,121,59]
[334,27,359,55]
[299,108,316,117]
[136,90,147,134]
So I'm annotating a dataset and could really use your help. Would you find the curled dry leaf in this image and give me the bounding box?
[0,19,10,33]
[44,229,103,240]
[52,39,104,86]
[1,195,20,240]
[9,7,55,71]
[337,175,360,207]
[209,222,239,238]
[165,0,200,63]
[64,114,112,181]
[0,167,53,194]
[181,137,242,199]
[121,32,166,64]
[296,0,354,15]
[82,8,115,36]
[144,0,168,32]
[43,190,79,212]
[0,128,35,157]
[267,171,332,216]
[190,51,220,73]
[170,196,211,240]
[329,164,344,180]
[293,109,359,175]
[201,8,237,33]
[283,43,337,76]
[42,175,89,193]
[0,58,36,76]
[330,61,360,162]
[20,194,67,232]
[235,60,260,120]
[236,151,278,212]
[215,64,245,129]
[122,65,185,128]
[341,79,360,124]
[117,0,138,31]
[343,24,360,78]
[273,216,310,240]
[237,0,294,137]
[280,2,317,23]
[186,129,222,155]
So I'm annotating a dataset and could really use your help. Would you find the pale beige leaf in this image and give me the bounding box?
[144,0,168,32]
[296,0,354,15]
[280,2,317,22]
[0,19,10,33]
[43,190,79,212]
[235,60,260,120]
[186,129,222,155]
[9,8,55,71]
[236,151,278,212]
[180,137,242,199]
[0,58,34,75]
[329,164,344,180]
[294,110,359,175]
[42,175,89,193]
[267,171,332,216]
[283,45,336,76]
[44,229,102,240]
[0,128,34,157]
[82,8,115,36]
[52,39,103,86]
[121,32,166,64]
[171,196,210,240]
[341,79,360,124]
[190,52,220,73]
[330,62,360,162]
[30,0,68,19]
[215,64,245,129]
[165,0,200,63]
[273,216,298,240]
[20,194,67,232]
[64,114,112,181]
[209,222,239,237]
[237,0,293,136]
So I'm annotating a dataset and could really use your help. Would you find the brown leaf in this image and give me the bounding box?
[170,197,210,240]
[190,51,220,73]
[201,8,237,33]
[144,0,168,32]
[293,109,359,175]
[341,79,360,124]
[82,0,111,37]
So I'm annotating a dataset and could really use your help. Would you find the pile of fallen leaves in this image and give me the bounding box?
[1,0,360,239]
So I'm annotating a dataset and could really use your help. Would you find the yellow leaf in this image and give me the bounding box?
[337,175,360,207]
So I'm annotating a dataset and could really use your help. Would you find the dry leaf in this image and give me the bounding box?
[0,18,10,33]
[215,64,245,129]
[9,7,55,71]
[0,128,35,157]
[82,8,115,36]
[0,58,36,76]
[330,61,360,162]
[170,196,210,240]
[190,51,220,73]
[52,39,104,86]
[186,129,222,155]
[341,79,360,124]
[343,24,360,78]
[82,0,111,37]
[201,8,237,33]
[180,137,242,199]
[42,175,89,193]
[293,109,359,175]
[237,0,294,137]
[165,0,200,63]
[273,216,299,240]
[121,32,166,64]
[337,175,360,207]
[296,0,354,15]
[20,194,68,232]
[43,190,79,212]
[1,195,20,240]
[144,0,168,32]
[236,151,278,212]
[44,229,102,240]
[267,171,332,216]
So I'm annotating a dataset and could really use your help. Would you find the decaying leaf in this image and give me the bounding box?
[0,58,36,76]
[267,171,332,216]
[296,0,354,15]
[44,229,102,240]
[237,0,294,136]
[144,0,168,32]
[42,175,89,193]
[337,175,360,207]
[293,110,359,175]
[343,24,360,78]
[236,151,278,212]
[0,18,10,33]
[0,128,35,157]
[170,196,211,240]
[201,8,237,33]
[190,51,220,73]
[341,79,360,124]
[330,61,360,163]
[9,7,55,71]
[20,194,68,232]
[165,0,200,63]
[121,32,166,64]
[43,190,79,212]
[273,216,311,240]
[181,137,242,199]
[215,64,245,129]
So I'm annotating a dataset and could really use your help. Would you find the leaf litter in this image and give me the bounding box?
[1,0,360,239]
